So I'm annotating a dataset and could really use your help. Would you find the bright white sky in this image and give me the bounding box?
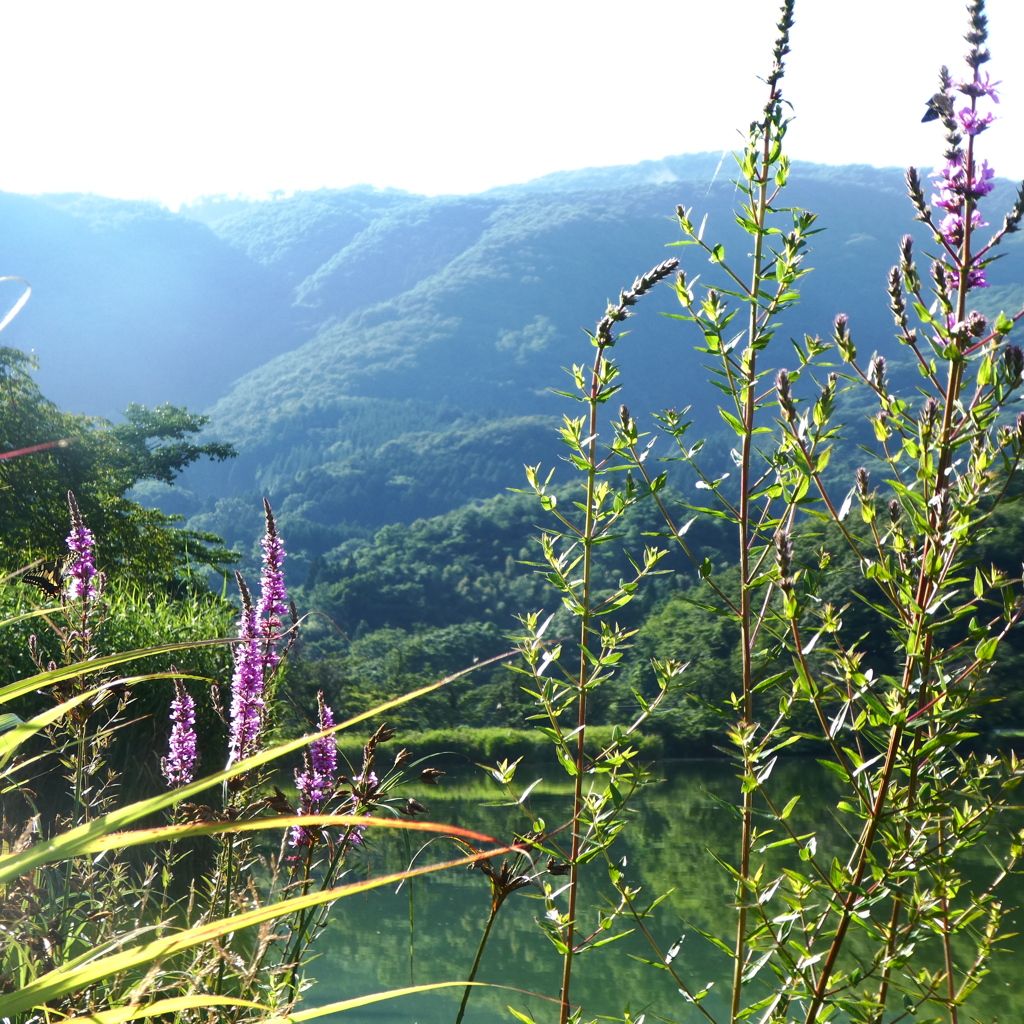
[1,0,1020,209]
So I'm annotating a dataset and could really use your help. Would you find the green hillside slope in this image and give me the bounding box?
[169,159,1024,575]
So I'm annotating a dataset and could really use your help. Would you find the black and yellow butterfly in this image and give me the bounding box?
[20,553,80,599]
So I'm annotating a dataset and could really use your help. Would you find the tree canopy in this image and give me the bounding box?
[0,346,236,591]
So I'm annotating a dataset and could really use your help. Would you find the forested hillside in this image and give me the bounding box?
[7,152,1024,746]
[135,161,1014,568]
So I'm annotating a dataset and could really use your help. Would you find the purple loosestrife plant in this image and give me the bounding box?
[161,679,198,788]
[65,491,100,604]
[227,500,290,771]
[604,4,1024,1023]
[256,498,288,676]
[290,692,338,849]
[62,490,106,664]
[926,45,1001,293]
[227,573,265,768]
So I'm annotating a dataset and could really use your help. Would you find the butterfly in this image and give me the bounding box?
[20,553,80,598]
[922,92,955,123]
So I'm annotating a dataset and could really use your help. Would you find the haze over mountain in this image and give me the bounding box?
[5,153,1024,579]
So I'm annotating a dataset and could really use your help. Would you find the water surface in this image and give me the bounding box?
[303,759,1023,1023]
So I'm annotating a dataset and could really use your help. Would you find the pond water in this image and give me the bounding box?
[302,759,1023,1024]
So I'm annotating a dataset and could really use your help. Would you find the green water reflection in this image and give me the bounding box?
[303,760,1023,1024]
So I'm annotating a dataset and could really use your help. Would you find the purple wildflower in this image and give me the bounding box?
[946,310,987,339]
[256,499,288,676]
[65,491,99,602]
[940,263,989,294]
[965,267,988,289]
[957,71,1000,102]
[162,680,198,788]
[227,500,291,773]
[228,574,265,767]
[927,60,996,294]
[931,157,996,211]
[938,209,987,249]
[290,693,338,848]
[957,107,994,136]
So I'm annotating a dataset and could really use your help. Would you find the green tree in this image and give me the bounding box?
[0,346,236,591]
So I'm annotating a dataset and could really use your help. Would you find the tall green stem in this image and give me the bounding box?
[455,898,504,1024]
[729,85,773,1024]
[557,341,604,1024]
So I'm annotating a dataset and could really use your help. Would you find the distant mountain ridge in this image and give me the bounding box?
[0,153,946,420]
[5,154,1024,576]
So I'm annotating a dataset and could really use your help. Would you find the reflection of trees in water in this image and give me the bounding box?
[303,761,1024,1024]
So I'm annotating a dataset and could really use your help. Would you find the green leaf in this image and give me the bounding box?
[975,636,999,661]
[779,794,800,820]
[719,408,746,436]
[917,732,979,759]
[0,712,23,735]
[817,759,851,783]
[506,1006,538,1024]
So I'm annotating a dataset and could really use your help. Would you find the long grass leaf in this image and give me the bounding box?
[0,675,202,768]
[0,606,59,627]
[55,985,500,1024]
[0,649,514,884]
[0,638,235,704]
[46,994,267,1023]
[269,982,496,1021]
[0,850,510,1016]
[77,813,504,853]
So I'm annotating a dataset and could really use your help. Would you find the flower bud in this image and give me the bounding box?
[887,266,907,327]
[920,397,939,443]
[1003,344,1024,385]
[776,369,797,421]
[966,311,988,337]
[774,529,794,591]
[832,313,855,362]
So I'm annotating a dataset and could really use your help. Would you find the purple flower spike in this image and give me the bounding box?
[256,498,288,675]
[162,680,198,788]
[65,491,100,602]
[291,692,338,848]
[227,501,291,773]
[228,574,265,767]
